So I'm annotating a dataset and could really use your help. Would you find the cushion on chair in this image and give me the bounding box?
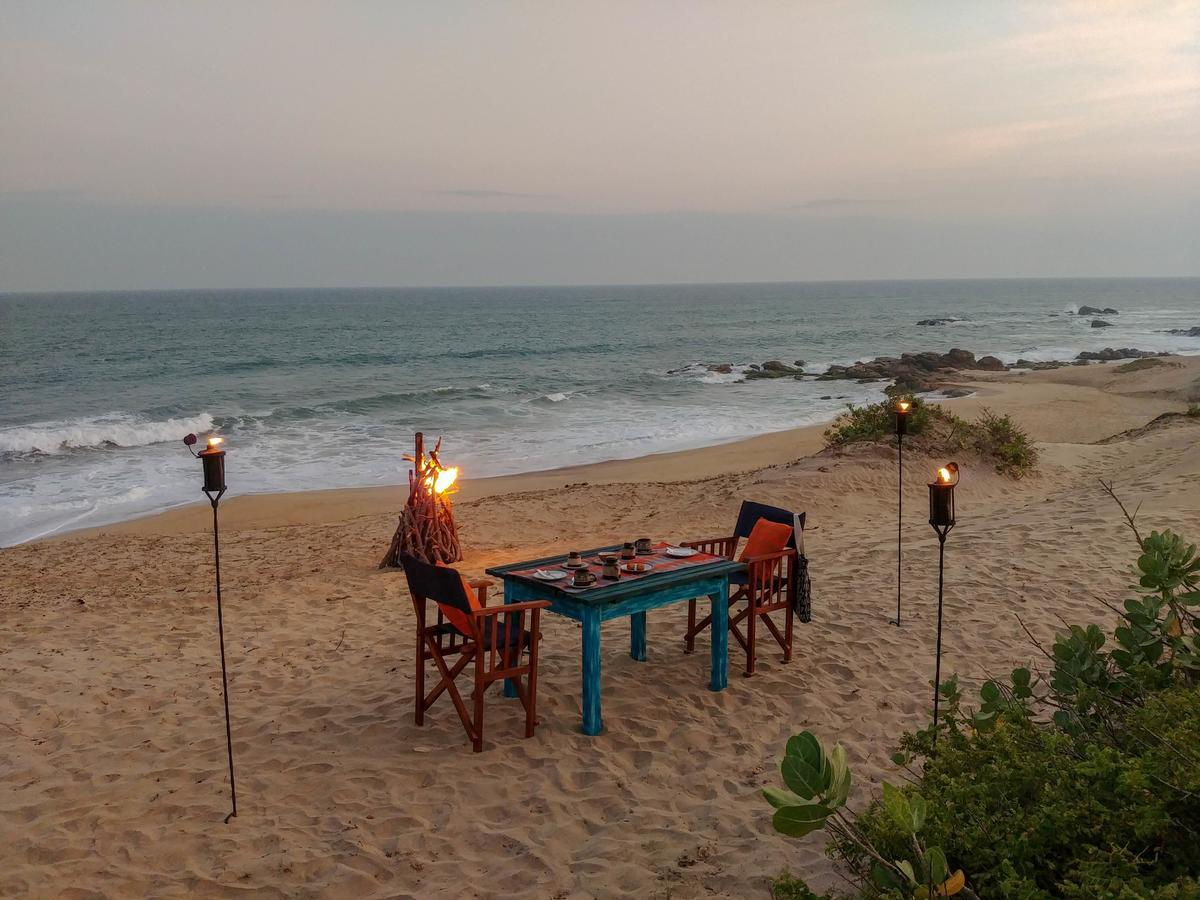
[738,518,793,561]
[435,562,481,635]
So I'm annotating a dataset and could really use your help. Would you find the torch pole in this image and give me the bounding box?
[930,523,952,751]
[209,491,237,822]
[895,431,902,626]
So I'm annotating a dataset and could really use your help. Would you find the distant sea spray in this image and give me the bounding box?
[1,279,1197,545]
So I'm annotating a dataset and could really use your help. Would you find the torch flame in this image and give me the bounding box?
[207,436,224,449]
[938,466,953,483]
[432,466,459,495]
[897,400,911,413]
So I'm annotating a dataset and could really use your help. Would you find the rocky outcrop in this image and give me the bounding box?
[1075,348,1165,361]
[917,317,960,326]
[1163,326,1200,337]
[745,360,803,379]
[816,348,1009,393]
[1091,319,1114,328]
[1077,305,1119,315]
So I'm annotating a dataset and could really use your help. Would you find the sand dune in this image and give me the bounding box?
[2,359,1199,898]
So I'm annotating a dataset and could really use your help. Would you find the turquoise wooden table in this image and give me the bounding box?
[486,546,743,735]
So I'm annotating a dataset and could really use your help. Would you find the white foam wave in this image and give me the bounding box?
[0,413,215,454]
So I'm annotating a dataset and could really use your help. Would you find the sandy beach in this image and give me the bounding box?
[3,358,1199,899]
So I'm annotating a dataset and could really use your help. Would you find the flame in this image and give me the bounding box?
[207,436,224,449]
[938,466,953,483]
[432,466,459,495]
[897,400,911,413]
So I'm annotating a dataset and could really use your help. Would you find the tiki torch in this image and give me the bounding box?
[183,432,237,822]
[928,461,959,750]
[893,398,911,626]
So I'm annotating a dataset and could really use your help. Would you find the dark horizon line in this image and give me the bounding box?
[3,273,1197,298]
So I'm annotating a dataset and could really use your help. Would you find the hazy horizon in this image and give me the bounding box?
[3,2,1198,291]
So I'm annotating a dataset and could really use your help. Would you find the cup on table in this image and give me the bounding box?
[602,558,621,580]
[566,550,582,567]
[621,542,636,560]
[573,568,597,587]
[635,537,652,554]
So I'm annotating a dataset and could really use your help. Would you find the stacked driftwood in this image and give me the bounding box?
[380,432,462,568]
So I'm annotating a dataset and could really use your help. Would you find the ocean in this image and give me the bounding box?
[1,278,1197,546]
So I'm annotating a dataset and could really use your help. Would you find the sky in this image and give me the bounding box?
[1,1,1198,291]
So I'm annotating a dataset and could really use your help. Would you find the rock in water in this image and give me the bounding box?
[1078,305,1119,315]
[1091,319,1114,328]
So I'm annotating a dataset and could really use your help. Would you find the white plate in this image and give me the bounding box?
[665,547,697,558]
[532,569,568,581]
[621,562,654,574]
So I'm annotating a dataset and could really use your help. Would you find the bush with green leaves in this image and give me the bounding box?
[823,399,1036,478]
[764,732,971,898]
[766,490,1199,898]
[972,411,1038,478]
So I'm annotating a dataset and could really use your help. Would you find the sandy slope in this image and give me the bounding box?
[2,358,1198,898]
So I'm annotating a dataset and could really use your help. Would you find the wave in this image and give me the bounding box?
[0,413,214,455]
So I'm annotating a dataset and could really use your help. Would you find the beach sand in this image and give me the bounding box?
[3,358,1199,898]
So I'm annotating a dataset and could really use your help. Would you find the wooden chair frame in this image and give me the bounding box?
[407,569,549,752]
[683,536,797,676]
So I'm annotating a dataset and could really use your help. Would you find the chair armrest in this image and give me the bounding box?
[682,535,737,558]
[467,578,495,605]
[472,600,552,617]
[740,546,797,565]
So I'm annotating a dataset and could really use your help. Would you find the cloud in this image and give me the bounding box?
[790,197,854,210]
[429,189,552,199]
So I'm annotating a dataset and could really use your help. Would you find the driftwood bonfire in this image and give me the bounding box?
[380,432,462,568]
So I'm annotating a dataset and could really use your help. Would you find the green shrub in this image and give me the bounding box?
[771,871,836,900]
[973,410,1038,478]
[1115,357,1170,373]
[1187,405,1200,418]
[823,396,964,447]
[823,399,1037,478]
[764,495,1200,898]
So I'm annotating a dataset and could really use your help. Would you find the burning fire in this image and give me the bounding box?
[207,436,224,449]
[897,400,911,413]
[431,466,459,495]
[937,466,953,483]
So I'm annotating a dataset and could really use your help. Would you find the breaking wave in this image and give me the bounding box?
[0,413,215,455]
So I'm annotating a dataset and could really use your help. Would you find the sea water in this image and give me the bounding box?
[1,278,1197,546]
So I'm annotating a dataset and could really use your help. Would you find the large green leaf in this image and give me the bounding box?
[925,846,948,887]
[782,755,828,799]
[882,782,912,832]
[772,803,832,838]
[910,793,927,833]
[785,732,827,779]
[762,786,801,809]
[827,744,852,808]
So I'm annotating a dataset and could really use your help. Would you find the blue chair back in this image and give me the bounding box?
[734,500,805,550]
[399,553,472,616]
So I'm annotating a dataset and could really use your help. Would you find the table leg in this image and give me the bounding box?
[503,581,519,699]
[630,611,647,662]
[708,586,728,692]
[581,607,602,735]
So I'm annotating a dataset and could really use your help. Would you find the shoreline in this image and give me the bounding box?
[42,357,1200,544]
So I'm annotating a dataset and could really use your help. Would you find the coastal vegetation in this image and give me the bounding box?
[765,498,1200,898]
[822,398,1038,478]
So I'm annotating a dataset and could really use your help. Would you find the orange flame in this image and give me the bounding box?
[207,436,224,449]
[938,466,953,483]
[897,400,911,413]
[432,466,459,495]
